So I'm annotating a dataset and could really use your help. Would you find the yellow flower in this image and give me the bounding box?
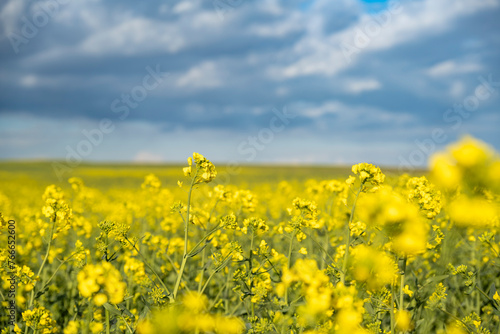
[350,245,397,290]
[63,321,79,334]
[448,196,497,228]
[298,247,308,255]
[93,293,108,306]
[182,292,208,313]
[184,152,217,184]
[450,135,493,168]
[22,307,57,333]
[493,291,500,301]
[351,163,385,186]
[402,285,414,297]
[77,262,126,305]
[396,310,412,331]
[429,153,461,191]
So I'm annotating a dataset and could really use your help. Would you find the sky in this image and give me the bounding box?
[0,0,499,171]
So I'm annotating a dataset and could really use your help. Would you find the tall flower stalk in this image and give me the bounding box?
[172,153,217,301]
[340,163,384,285]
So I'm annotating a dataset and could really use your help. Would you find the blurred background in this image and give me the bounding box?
[1,0,499,170]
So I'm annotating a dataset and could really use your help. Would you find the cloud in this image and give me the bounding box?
[426,60,483,77]
[133,151,165,162]
[344,78,381,94]
[176,61,223,89]
[1,0,499,167]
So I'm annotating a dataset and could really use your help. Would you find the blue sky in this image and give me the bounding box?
[0,0,499,170]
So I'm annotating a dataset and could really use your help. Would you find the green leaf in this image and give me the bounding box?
[103,303,121,316]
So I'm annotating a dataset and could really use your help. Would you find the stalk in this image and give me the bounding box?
[25,217,56,334]
[399,256,407,313]
[284,231,296,306]
[398,256,407,334]
[126,237,172,302]
[105,308,110,334]
[197,199,219,293]
[391,282,396,334]
[197,247,207,293]
[250,230,255,317]
[173,170,197,300]
[340,183,363,285]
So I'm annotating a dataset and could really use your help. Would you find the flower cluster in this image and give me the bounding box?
[278,259,333,324]
[77,261,127,306]
[22,307,57,334]
[430,135,500,192]
[292,197,319,227]
[183,152,217,184]
[349,245,396,290]
[358,187,429,255]
[430,136,500,228]
[242,217,269,234]
[41,185,72,234]
[137,292,244,334]
[350,163,385,187]
[406,176,442,219]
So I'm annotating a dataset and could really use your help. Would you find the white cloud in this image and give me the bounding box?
[0,0,26,33]
[19,75,37,87]
[449,80,466,98]
[273,0,498,78]
[173,1,198,14]
[295,100,415,125]
[248,12,303,37]
[344,78,381,94]
[79,17,185,55]
[133,151,165,162]
[176,61,223,89]
[426,60,483,77]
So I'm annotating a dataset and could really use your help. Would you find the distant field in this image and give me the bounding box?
[0,161,421,192]
[1,138,499,333]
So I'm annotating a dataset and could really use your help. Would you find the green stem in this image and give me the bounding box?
[25,217,56,334]
[340,183,363,285]
[41,251,79,291]
[197,200,220,293]
[199,264,216,295]
[250,230,255,318]
[126,237,172,302]
[173,255,188,300]
[105,308,110,334]
[118,314,134,334]
[301,229,335,264]
[439,308,475,332]
[198,247,207,293]
[399,256,407,313]
[390,282,396,334]
[398,256,407,334]
[84,300,93,334]
[284,231,295,306]
[173,168,198,300]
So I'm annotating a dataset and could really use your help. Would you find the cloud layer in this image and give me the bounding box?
[1,0,499,169]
